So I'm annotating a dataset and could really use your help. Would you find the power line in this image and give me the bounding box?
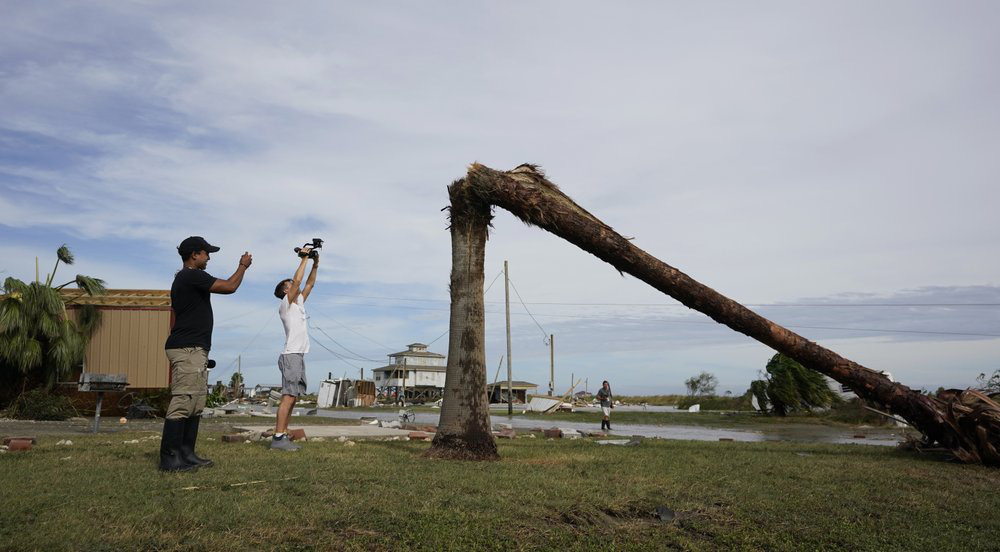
[214,311,278,380]
[507,276,548,341]
[426,268,506,347]
[320,293,1000,308]
[310,309,393,350]
[309,335,363,370]
[308,322,384,362]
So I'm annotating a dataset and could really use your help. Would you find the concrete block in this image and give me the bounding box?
[288,428,307,441]
[543,428,563,439]
[222,434,246,443]
[498,428,517,439]
[407,431,430,441]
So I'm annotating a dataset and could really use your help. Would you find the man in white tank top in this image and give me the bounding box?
[270,245,319,450]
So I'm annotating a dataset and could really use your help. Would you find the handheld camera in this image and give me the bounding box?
[294,238,324,259]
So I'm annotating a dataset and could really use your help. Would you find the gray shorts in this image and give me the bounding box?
[278,353,308,397]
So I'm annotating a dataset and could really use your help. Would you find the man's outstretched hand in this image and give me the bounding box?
[240,252,253,268]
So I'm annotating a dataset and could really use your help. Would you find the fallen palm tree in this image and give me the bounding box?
[428,163,1000,465]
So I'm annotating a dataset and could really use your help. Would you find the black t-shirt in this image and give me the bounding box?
[164,268,218,351]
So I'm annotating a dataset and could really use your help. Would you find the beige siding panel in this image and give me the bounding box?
[79,308,171,389]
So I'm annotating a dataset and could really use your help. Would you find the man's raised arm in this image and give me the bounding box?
[286,247,311,304]
[301,252,319,302]
[211,252,253,294]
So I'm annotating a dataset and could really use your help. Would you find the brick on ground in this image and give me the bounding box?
[3,436,37,445]
[7,439,33,451]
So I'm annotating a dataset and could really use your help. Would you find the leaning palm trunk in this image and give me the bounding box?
[432,162,1000,466]
[427,179,500,460]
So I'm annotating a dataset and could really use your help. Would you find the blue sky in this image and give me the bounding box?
[2,1,999,394]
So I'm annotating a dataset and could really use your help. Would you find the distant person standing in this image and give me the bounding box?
[270,244,319,450]
[597,380,613,431]
[159,236,252,472]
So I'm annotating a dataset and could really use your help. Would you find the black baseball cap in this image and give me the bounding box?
[177,236,220,258]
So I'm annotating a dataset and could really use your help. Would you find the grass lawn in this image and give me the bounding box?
[2,425,998,551]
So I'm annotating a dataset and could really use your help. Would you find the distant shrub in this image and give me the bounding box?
[6,389,76,421]
[616,395,685,406]
[677,392,754,411]
[824,398,894,426]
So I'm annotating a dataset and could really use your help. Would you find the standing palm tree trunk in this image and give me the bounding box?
[430,162,1000,466]
[427,179,499,460]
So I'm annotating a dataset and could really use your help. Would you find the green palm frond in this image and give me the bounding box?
[0,298,26,332]
[37,312,62,340]
[74,275,107,296]
[0,334,43,373]
[47,327,83,376]
[56,244,75,265]
[3,277,28,296]
[76,304,102,336]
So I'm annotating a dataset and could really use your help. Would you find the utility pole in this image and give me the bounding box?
[549,334,555,396]
[237,355,242,398]
[504,260,513,415]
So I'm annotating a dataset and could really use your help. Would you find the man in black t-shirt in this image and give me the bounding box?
[158,236,253,472]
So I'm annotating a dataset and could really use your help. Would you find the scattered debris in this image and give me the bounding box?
[497,428,517,439]
[558,428,582,439]
[55,439,74,446]
[288,428,307,441]
[311,437,326,442]
[543,428,563,439]
[795,452,813,457]
[176,476,299,492]
[719,438,734,442]
[60,456,72,461]
[688,404,701,413]
[344,440,356,447]
[338,436,348,443]
[654,505,676,523]
[853,434,867,439]
[625,437,642,447]
[123,439,140,444]
[222,434,247,443]
[408,431,431,441]
[595,439,631,446]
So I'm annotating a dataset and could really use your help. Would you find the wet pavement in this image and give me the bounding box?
[308,408,909,447]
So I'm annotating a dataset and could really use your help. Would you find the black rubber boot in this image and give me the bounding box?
[179,416,213,468]
[159,419,197,472]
